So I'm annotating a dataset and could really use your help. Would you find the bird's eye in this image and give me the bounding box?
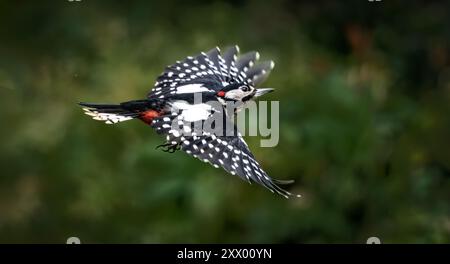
[240,86,250,92]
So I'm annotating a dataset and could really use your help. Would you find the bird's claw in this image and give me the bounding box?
[156,142,180,153]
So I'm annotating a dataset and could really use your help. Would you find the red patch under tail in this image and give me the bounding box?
[139,110,161,124]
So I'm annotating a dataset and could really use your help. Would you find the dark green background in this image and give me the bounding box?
[0,0,449,243]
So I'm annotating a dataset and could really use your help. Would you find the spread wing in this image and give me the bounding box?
[180,133,298,198]
[147,46,275,99]
[149,102,298,198]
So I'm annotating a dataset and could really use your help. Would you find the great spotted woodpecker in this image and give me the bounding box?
[80,46,299,198]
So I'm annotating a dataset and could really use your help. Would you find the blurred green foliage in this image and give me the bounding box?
[0,0,449,243]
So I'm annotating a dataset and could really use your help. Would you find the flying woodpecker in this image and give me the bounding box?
[80,46,300,198]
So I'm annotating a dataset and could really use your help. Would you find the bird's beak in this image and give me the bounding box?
[254,88,274,97]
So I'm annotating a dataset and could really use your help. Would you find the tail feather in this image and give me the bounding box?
[79,102,139,124]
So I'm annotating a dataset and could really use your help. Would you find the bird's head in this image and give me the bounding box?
[216,83,273,103]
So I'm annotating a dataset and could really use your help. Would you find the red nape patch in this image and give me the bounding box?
[139,110,160,124]
[217,91,225,97]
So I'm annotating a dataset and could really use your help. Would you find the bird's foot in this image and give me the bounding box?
[156,142,180,153]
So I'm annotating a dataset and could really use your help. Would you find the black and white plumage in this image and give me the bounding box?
[148,46,274,99]
[80,45,299,198]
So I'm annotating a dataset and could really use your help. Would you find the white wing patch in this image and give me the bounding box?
[171,101,213,122]
[82,108,133,124]
[175,84,210,94]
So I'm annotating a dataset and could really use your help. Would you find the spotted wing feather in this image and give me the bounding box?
[180,133,297,198]
[148,52,221,99]
[245,60,275,86]
[148,46,275,100]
